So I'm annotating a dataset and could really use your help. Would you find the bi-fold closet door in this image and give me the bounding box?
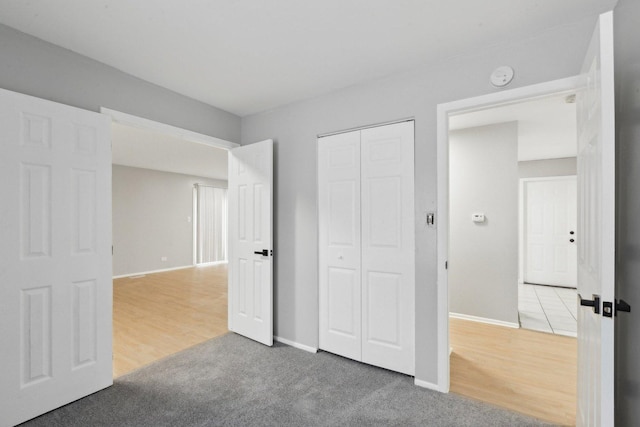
[318,120,415,376]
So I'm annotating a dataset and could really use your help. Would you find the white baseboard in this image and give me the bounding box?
[449,312,519,329]
[414,378,445,392]
[274,336,318,353]
[113,265,194,279]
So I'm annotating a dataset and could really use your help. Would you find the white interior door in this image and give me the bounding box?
[361,121,415,375]
[318,121,415,376]
[523,177,577,288]
[228,140,273,346]
[0,88,112,427]
[576,11,615,427]
[318,130,362,361]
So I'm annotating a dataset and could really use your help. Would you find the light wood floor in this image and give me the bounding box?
[450,317,577,426]
[113,264,229,377]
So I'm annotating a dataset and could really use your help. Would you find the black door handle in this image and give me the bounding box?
[254,249,269,256]
[570,231,575,235]
[616,299,631,315]
[570,239,575,243]
[579,294,600,314]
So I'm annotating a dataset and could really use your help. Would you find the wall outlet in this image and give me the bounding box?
[161,256,167,261]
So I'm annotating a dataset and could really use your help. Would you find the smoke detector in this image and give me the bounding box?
[490,66,515,88]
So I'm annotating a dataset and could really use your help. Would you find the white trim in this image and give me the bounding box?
[436,75,582,394]
[274,336,318,353]
[317,117,414,138]
[449,312,519,329]
[112,265,194,279]
[414,378,446,392]
[100,107,240,150]
[518,175,577,283]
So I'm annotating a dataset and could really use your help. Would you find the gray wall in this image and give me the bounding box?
[112,165,226,277]
[614,0,640,423]
[518,157,577,178]
[0,24,240,142]
[241,16,600,384]
[449,123,519,324]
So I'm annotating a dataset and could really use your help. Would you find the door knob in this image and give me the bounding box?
[569,231,575,235]
[570,239,575,243]
[254,249,270,256]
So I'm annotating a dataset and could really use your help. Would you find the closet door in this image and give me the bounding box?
[361,121,415,375]
[318,131,362,361]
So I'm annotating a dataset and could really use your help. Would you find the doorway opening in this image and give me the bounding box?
[449,94,579,338]
[103,109,238,377]
[437,77,580,425]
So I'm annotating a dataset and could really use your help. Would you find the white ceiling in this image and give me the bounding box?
[0,0,617,116]
[449,94,577,161]
[112,123,228,180]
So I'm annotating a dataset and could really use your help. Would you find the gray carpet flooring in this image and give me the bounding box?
[21,333,554,426]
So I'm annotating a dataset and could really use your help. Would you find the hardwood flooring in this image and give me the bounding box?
[113,264,229,377]
[450,317,577,426]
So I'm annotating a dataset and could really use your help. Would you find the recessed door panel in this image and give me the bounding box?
[238,259,247,316]
[366,176,401,248]
[21,286,52,386]
[253,184,263,243]
[21,113,51,149]
[72,280,97,369]
[367,138,401,164]
[73,124,97,155]
[71,169,97,255]
[328,180,357,247]
[253,260,263,321]
[21,163,52,259]
[366,271,401,348]
[327,267,358,337]
[238,185,247,241]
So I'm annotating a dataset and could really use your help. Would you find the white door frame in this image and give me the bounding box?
[436,76,582,392]
[518,175,577,285]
